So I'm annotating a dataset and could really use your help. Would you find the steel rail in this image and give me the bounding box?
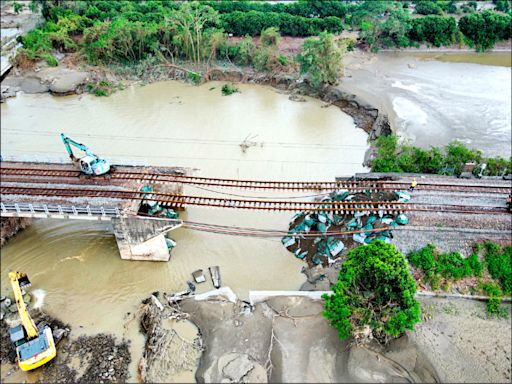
[0,185,508,214]
[2,166,511,193]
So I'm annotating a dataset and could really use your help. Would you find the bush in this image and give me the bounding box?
[370,135,501,176]
[484,242,512,295]
[260,26,281,47]
[323,241,421,342]
[221,83,239,96]
[85,80,114,96]
[236,36,256,65]
[407,244,483,287]
[495,0,511,13]
[481,283,508,318]
[415,1,443,15]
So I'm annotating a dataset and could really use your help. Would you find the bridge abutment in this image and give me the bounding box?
[111,216,182,262]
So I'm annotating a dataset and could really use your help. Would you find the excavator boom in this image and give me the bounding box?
[8,272,56,371]
[8,272,38,338]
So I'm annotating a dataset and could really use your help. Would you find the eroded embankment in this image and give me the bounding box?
[137,290,508,383]
[0,217,31,248]
[2,60,391,145]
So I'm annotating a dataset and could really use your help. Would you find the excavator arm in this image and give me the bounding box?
[60,133,96,160]
[8,272,38,339]
[7,272,57,371]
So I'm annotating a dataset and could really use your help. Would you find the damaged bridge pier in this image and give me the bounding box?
[111,216,181,261]
[0,161,188,261]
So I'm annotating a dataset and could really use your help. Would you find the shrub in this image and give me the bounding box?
[236,36,256,65]
[221,83,239,96]
[407,245,483,288]
[415,1,443,15]
[260,26,281,47]
[481,283,508,318]
[370,135,504,176]
[484,242,512,295]
[323,241,421,343]
[495,0,511,13]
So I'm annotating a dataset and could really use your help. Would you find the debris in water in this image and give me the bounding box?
[209,266,221,289]
[150,295,164,311]
[192,269,206,283]
[187,281,196,292]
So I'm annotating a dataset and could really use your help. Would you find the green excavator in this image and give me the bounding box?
[61,133,110,176]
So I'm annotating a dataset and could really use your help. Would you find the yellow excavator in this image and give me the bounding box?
[7,272,56,371]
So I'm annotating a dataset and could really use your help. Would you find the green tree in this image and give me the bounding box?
[297,32,345,88]
[459,10,512,50]
[494,0,511,13]
[414,0,443,15]
[377,8,412,48]
[168,1,218,68]
[410,16,458,47]
[323,241,421,343]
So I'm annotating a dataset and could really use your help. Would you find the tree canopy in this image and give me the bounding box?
[323,241,421,343]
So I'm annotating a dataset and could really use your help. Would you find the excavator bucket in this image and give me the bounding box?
[17,274,31,290]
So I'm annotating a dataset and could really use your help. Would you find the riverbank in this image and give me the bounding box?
[135,290,511,383]
[0,50,391,144]
[0,218,31,247]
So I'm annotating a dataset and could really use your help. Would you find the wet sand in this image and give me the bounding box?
[341,51,512,157]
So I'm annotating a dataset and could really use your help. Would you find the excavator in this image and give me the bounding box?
[61,133,111,176]
[7,272,56,371]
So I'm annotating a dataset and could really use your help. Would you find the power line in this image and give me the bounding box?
[1,129,369,150]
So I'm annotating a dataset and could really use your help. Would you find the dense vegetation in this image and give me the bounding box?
[16,0,512,70]
[371,135,512,177]
[323,241,421,343]
[408,242,512,317]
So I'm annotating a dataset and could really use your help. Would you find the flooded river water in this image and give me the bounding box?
[1,52,510,381]
[0,81,368,381]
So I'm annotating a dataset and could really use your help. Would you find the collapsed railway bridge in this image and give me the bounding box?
[1,161,511,261]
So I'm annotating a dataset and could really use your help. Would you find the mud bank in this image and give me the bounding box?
[138,290,509,383]
[0,217,31,247]
[1,58,390,142]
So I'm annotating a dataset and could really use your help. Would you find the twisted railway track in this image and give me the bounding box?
[1,185,508,214]
[1,165,510,193]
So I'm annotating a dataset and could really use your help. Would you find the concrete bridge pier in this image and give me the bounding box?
[111,216,182,261]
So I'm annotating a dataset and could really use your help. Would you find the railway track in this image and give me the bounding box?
[1,165,511,193]
[1,185,508,214]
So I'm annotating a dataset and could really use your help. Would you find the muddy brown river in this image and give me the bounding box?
[0,81,368,382]
[1,52,511,382]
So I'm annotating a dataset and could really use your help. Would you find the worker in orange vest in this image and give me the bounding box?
[409,177,417,192]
